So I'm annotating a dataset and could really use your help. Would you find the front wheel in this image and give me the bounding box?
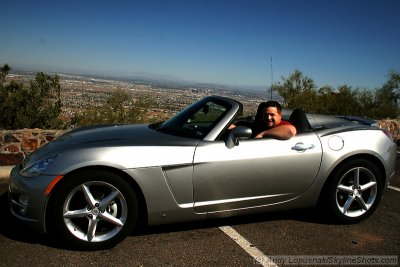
[47,170,138,250]
[324,159,383,223]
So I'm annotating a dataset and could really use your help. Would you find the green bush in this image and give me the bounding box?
[274,70,399,119]
[0,64,64,129]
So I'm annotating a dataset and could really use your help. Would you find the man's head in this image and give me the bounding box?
[262,101,282,128]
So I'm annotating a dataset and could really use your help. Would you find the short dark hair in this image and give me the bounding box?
[264,100,282,113]
[255,101,283,124]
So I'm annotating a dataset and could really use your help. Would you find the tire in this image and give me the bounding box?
[324,158,383,223]
[47,170,138,250]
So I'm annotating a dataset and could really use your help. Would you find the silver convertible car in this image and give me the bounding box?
[9,95,396,250]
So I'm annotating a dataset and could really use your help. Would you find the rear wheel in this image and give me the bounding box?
[48,170,138,250]
[325,159,383,223]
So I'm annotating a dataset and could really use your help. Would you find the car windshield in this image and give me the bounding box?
[156,98,231,139]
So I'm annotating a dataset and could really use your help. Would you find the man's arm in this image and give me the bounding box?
[255,125,297,140]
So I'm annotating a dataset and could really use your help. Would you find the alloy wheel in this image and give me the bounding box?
[62,181,128,242]
[335,166,377,218]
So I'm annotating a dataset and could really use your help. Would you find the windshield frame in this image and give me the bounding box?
[157,96,242,141]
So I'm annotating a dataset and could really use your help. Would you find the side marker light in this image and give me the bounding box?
[43,175,64,195]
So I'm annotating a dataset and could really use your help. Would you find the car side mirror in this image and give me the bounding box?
[226,126,252,148]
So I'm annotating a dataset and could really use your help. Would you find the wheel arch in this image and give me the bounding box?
[318,153,386,204]
[45,165,149,233]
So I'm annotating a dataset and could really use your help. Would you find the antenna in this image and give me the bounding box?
[270,56,273,100]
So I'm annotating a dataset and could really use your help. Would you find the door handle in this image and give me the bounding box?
[292,142,315,152]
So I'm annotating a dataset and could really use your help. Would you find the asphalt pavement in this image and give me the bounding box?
[0,154,399,266]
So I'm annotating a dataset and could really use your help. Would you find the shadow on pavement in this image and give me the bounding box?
[135,207,333,237]
[0,190,52,246]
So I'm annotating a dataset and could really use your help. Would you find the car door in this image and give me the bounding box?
[192,133,322,213]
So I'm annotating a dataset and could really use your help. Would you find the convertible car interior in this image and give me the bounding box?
[233,102,311,137]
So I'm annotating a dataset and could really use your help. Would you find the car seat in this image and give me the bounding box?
[289,108,311,134]
[251,102,270,137]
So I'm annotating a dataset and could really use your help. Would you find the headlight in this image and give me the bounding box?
[20,153,61,177]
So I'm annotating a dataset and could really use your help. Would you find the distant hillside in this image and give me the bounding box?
[10,68,281,100]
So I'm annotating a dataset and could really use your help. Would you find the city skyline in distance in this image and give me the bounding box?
[9,64,272,94]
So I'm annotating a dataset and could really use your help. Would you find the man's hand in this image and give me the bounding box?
[255,133,264,139]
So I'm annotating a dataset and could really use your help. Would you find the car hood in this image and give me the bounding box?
[58,124,158,145]
[25,124,198,165]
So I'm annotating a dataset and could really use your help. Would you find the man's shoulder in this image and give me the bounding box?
[278,120,292,126]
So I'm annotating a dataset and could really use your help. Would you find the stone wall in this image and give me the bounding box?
[378,119,400,143]
[0,129,66,166]
[0,120,399,166]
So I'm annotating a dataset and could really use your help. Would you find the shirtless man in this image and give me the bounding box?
[253,101,297,139]
[229,101,296,140]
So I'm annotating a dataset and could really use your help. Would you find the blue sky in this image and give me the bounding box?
[1,0,399,89]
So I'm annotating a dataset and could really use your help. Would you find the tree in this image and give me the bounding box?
[274,69,399,119]
[384,70,400,102]
[0,64,63,129]
[371,75,398,119]
[329,85,361,116]
[316,85,334,114]
[274,70,318,112]
[0,64,11,83]
[357,89,375,118]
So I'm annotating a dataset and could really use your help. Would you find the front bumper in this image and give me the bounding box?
[8,165,56,234]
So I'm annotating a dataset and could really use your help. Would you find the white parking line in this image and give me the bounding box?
[219,183,400,266]
[388,185,400,192]
[219,226,278,267]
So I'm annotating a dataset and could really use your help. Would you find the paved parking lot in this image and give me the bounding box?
[0,157,399,266]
